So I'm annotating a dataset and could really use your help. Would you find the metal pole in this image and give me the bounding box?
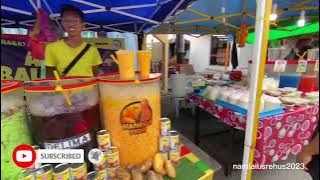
[241,0,272,179]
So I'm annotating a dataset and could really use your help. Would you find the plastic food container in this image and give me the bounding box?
[279,61,301,88]
[24,77,100,163]
[308,48,319,60]
[1,80,33,179]
[98,72,161,167]
[267,48,281,60]
[298,61,319,92]
[298,75,318,92]
[248,61,280,90]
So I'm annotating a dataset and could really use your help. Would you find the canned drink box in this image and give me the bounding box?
[70,163,87,180]
[169,149,180,164]
[53,163,70,180]
[106,147,120,168]
[161,118,171,136]
[94,150,108,171]
[169,130,180,150]
[35,164,53,180]
[159,136,170,152]
[97,130,111,151]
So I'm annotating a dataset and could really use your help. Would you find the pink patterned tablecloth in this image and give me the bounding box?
[186,94,319,166]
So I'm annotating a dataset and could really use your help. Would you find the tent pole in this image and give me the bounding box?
[241,0,272,179]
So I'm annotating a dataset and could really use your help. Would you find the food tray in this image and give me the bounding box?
[216,99,284,118]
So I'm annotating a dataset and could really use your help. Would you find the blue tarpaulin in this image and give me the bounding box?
[149,0,319,34]
[1,0,195,33]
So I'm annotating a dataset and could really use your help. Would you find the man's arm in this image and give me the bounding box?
[304,134,319,155]
[297,134,319,169]
[46,66,57,78]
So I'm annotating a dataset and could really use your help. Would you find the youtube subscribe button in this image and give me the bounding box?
[13,144,84,168]
[37,149,84,164]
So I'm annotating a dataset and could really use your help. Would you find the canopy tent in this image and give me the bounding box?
[148,0,319,34]
[1,0,195,33]
[246,22,319,44]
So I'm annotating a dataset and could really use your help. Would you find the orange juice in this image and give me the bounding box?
[138,50,152,79]
[115,50,135,80]
[99,73,161,167]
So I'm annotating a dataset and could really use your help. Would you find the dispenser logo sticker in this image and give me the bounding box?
[120,99,152,135]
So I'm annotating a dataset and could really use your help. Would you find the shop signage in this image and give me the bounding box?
[273,60,287,73]
[44,133,91,149]
[1,34,124,81]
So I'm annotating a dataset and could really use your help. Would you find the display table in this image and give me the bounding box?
[186,94,319,167]
[177,133,221,180]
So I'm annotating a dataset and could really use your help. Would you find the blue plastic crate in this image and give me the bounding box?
[216,99,284,118]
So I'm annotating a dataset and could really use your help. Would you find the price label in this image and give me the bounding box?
[315,60,319,72]
[296,60,307,73]
[273,60,287,73]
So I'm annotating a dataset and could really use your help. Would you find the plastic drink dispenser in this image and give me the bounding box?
[98,73,161,167]
[1,80,33,179]
[24,77,100,163]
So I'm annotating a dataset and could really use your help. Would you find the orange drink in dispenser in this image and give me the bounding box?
[138,50,152,79]
[98,73,161,167]
[115,50,135,80]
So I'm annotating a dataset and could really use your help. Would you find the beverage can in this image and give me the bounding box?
[160,151,169,161]
[97,130,111,151]
[53,163,70,180]
[94,150,108,171]
[159,136,170,152]
[35,164,53,180]
[86,171,98,180]
[161,118,171,136]
[169,130,180,150]
[97,169,107,180]
[106,147,120,168]
[70,163,87,180]
[169,149,181,164]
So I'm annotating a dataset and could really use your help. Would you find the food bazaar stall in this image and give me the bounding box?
[1,0,223,179]
[1,48,220,180]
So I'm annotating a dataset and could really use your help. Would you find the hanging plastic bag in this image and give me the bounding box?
[27,8,58,60]
[236,23,248,48]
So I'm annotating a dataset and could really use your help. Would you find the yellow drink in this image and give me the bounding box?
[99,75,161,167]
[138,51,152,79]
[115,50,135,80]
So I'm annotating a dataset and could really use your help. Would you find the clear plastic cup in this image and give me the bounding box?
[138,50,152,79]
[115,50,135,80]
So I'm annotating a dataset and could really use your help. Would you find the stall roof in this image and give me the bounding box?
[148,0,319,35]
[246,22,319,44]
[1,0,195,33]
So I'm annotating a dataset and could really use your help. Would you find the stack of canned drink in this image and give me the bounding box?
[88,129,120,179]
[19,162,88,180]
[18,130,120,180]
[159,117,180,164]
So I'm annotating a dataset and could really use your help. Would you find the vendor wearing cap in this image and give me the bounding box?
[45,4,102,77]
